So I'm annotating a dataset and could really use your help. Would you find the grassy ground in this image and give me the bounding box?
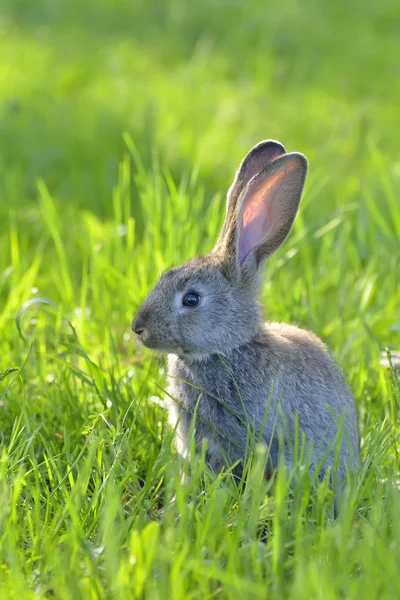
[1,0,400,597]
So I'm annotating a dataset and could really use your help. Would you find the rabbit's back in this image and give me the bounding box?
[167,322,360,477]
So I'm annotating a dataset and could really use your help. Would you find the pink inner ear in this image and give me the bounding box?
[239,170,286,263]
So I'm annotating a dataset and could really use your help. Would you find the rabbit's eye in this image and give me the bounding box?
[182,292,200,307]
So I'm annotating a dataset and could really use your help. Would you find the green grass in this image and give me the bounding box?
[1,0,400,597]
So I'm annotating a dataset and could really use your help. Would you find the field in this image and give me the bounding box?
[1,0,400,598]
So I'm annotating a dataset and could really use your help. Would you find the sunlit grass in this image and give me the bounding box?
[0,0,400,598]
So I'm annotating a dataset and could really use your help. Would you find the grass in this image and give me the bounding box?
[1,0,400,597]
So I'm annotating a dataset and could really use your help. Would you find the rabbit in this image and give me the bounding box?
[132,140,360,485]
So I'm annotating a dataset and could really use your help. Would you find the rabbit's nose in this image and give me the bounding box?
[131,316,148,340]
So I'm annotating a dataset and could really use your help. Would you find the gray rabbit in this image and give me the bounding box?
[132,141,360,483]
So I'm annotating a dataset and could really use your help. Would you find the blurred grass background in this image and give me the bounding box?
[0,0,400,598]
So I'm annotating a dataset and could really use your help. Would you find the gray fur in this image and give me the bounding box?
[132,141,360,482]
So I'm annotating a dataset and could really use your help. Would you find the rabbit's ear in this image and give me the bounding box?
[214,141,286,254]
[227,140,286,213]
[237,152,308,271]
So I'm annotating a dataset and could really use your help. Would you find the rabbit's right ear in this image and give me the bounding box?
[214,141,286,254]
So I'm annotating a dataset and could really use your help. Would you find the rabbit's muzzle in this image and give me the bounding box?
[131,305,173,351]
[131,313,150,343]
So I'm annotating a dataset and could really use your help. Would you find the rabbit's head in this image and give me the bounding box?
[132,141,308,359]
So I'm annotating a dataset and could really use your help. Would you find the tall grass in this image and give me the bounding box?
[0,0,400,598]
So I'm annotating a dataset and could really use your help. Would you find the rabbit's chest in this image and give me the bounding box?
[167,355,233,413]
[165,354,256,467]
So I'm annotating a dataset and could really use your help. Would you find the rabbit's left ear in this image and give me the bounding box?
[214,141,286,255]
[226,140,286,213]
[237,152,308,271]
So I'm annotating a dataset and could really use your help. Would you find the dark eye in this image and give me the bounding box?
[182,292,200,307]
